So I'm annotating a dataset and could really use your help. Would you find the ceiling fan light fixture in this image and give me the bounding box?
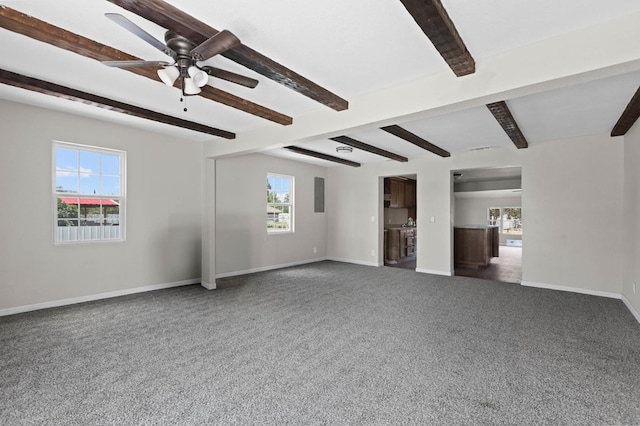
[183,77,201,95]
[157,66,179,86]
[188,66,209,88]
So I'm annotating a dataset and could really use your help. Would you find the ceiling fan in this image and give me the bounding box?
[101,13,259,97]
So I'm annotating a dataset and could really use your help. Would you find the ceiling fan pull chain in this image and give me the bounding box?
[178,77,187,111]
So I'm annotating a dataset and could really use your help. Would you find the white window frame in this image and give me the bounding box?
[267,173,294,234]
[53,141,126,244]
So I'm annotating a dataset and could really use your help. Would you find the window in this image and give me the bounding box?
[267,173,294,233]
[488,207,522,235]
[53,142,125,243]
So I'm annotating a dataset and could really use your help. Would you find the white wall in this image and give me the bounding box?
[522,135,624,293]
[623,121,640,317]
[454,196,522,227]
[327,133,624,294]
[214,153,328,276]
[0,100,203,311]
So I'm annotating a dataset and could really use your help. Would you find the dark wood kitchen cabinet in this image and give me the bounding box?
[389,179,405,207]
[385,178,415,209]
[454,226,499,267]
[385,227,417,262]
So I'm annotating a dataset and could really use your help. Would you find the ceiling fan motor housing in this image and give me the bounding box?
[165,31,197,76]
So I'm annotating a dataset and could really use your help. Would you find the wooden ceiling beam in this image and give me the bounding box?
[108,0,349,111]
[284,146,361,167]
[611,86,640,137]
[0,6,292,125]
[486,101,529,149]
[0,68,235,139]
[381,125,450,157]
[330,135,408,162]
[399,0,475,77]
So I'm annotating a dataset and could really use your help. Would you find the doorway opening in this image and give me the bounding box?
[382,175,417,270]
[452,166,522,283]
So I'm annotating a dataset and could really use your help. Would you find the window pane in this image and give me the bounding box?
[488,208,500,226]
[503,207,522,235]
[102,154,120,175]
[272,176,281,191]
[56,172,78,193]
[104,203,120,226]
[267,174,293,233]
[56,148,78,171]
[82,206,102,225]
[79,151,100,174]
[80,174,100,194]
[102,176,120,196]
[57,197,79,221]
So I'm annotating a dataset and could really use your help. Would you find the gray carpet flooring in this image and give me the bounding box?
[2,261,640,425]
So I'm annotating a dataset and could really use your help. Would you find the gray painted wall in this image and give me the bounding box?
[0,101,202,310]
[214,153,328,276]
[623,118,640,316]
[326,134,624,295]
[1,99,638,320]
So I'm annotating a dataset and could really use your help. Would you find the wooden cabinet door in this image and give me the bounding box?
[390,180,399,207]
[405,181,415,207]
[386,229,401,261]
[399,230,407,258]
[397,182,406,207]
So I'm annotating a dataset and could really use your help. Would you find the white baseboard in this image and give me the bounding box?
[326,257,379,267]
[520,280,621,299]
[201,281,216,290]
[621,294,640,324]
[0,278,201,317]
[416,268,452,276]
[215,258,328,279]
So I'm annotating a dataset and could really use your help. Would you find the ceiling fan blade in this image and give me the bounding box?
[200,66,258,89]
[0,6,292,125]
[105,13,175,58]
[190,30,240,61]
[102,60,171,68]
[107,0,347,111]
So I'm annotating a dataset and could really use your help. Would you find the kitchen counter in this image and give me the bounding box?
[385,224,417,230]
[454,226,499,267]
[385,226,417,263]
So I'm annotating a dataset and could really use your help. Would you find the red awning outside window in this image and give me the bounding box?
[59,197,119,206]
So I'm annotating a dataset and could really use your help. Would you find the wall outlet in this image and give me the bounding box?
[313,247,317,254]
[430,216,436,223]
[371,249,375,256]
[371,215,375,222]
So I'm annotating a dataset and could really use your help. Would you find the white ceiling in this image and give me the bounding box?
[1,0,639,166]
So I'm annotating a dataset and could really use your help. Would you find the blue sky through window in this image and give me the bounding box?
[55,147,122,195]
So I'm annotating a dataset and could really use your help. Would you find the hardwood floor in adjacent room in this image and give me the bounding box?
[385,256,416,270]
[455,246,522,284]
